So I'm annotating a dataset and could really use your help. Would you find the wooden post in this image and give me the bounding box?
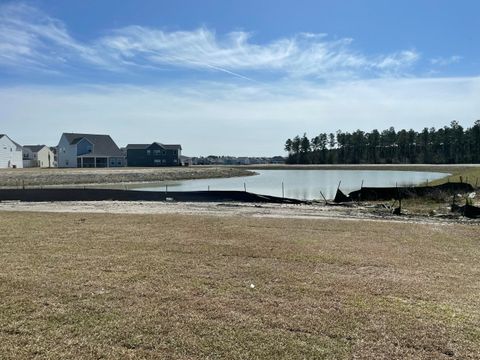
[208,185,210,191]
[22,180,25,190]
[282,181,285,198]
[319,190,328,205]
[244,182,247,192]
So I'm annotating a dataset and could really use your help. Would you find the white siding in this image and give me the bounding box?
[0,135,23,168]
[37,147,55,167]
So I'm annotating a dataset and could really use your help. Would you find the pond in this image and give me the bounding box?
[131,169,448,200]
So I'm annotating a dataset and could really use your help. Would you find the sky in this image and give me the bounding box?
[0,0,479,156]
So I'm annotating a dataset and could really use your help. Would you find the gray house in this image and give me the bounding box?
[57,133,125,168]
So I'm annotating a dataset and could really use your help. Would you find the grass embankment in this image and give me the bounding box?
[0,212,479,359]
[0,167,254,187]
[427,166,480,187]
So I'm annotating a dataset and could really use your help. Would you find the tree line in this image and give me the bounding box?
[284,120,480,164]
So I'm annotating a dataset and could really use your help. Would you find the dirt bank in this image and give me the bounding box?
[0,166,255,187]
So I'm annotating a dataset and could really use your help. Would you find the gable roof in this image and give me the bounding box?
[62,133,123,157]
[23,145,47,153]
[126,142,182,151]
[0,134,23,151]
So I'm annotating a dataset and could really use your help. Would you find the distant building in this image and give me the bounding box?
[0,134,23,168]
[49,147,58,167]
[23,145,55,168]
[270,156,286,164]
[57,133,125,168]
[180,155,192,166]
[126,142,182,167]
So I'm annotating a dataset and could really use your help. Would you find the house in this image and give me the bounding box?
[126,142,182,167]
[57,133,125,168]
[270,156,286,164]
[180,155,192,166]
[23,145,55,168]
[49,147,58,167]
[0,134,23,168]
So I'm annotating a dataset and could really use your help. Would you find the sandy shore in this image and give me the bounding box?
[0,200,477,225]
[0,166,254,187]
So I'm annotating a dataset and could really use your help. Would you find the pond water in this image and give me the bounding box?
[131,169,448,200]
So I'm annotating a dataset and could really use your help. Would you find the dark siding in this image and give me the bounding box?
[127,144,180,167]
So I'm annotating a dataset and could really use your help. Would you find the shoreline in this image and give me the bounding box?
[0,200,477,225]
[0,166,256,188]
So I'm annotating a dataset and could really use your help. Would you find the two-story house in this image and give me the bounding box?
[126,142,182,167]
[57,133,125,168]
[23,145,55,168]
[0,134,23,168]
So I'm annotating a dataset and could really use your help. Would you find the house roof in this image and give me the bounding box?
[63,133,123,157]
[0,134,23,151]
[23,145,47,153]
[126,142,182,150]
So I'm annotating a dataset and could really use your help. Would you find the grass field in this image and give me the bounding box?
[0,212,479,359]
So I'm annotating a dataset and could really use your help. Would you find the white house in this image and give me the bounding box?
[57,133,125,168]
[0,134,23,168]
[23,145,55,168]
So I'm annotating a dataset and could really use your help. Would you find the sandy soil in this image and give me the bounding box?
[0,166,254,187]
[0,200,477,225]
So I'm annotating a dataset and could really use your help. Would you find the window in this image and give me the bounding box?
[162,150,166,155]
[153,150,161,156]
[146,150,151,155]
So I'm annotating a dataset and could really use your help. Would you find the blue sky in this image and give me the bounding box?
[1,0,479,156]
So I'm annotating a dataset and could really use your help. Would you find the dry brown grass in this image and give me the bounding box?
[0,166,254,187]
[0,212,479,359]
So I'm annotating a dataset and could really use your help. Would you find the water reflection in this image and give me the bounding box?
[133,169,447,200]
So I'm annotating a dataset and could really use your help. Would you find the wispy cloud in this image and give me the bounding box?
[0,2,421,80]
[430,55,462,66]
